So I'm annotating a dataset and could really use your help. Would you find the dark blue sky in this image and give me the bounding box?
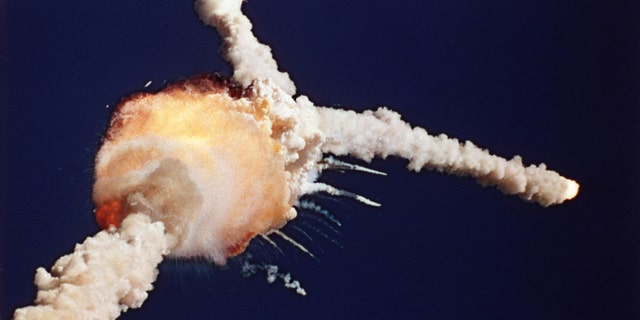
[2,0,639,319]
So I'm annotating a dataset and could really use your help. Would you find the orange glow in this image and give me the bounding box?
[95,199,124,229]
[226,232,256,257]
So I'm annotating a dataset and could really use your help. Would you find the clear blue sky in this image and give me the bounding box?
[2,0,638,319]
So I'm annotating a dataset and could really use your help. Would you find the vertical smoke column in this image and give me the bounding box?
[195,0,296,95]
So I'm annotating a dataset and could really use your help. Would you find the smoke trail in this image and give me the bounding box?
[13,214,174,320]
[314,107,579,206]
[195,0,296,95]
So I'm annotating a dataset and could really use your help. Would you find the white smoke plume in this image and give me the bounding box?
[195,0,297,95]
[314,107,579,206]
[13,214,174,320]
